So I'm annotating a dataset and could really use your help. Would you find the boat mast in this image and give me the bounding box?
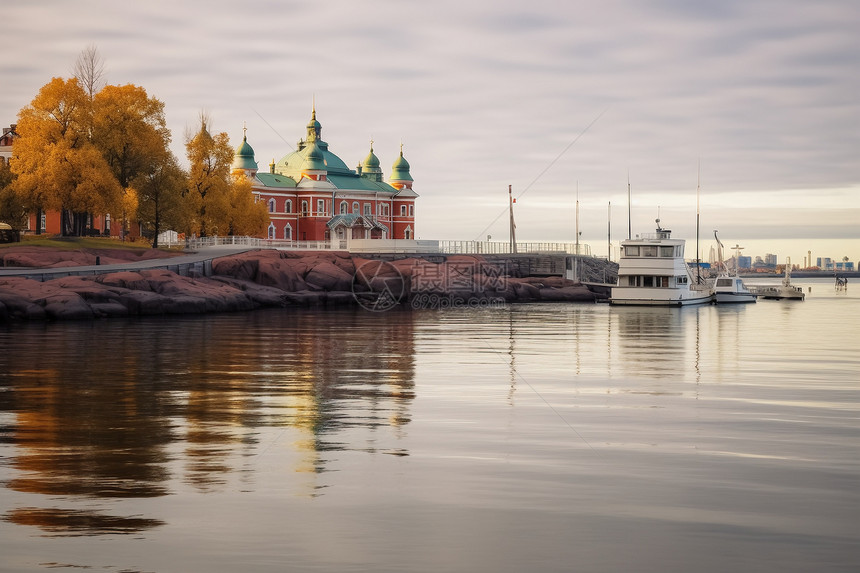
[696,162,701,284]
[607,201,611,262]
[509,184,517,254]
[627,171,632,240]
[575,182,580,279]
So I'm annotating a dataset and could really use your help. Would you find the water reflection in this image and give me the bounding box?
[0,308,415,535]
[5,507,166,537]
[613,306,692,380]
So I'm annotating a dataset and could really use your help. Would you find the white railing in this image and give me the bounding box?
[183,236,593,256]
[439,241,591,256]
[185,236,346,251]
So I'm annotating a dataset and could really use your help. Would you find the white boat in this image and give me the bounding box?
[714,275,757,303]
[749,257,805,300]
[711,232,756,304]
[610,220,714,306]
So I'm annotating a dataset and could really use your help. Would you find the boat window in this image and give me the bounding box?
[643,276,654,287]
[716,278,733,287]
[660,246,674,257]
[677,276,688,285]
[660,276,669,287]
[642,246,657,257]
[625,246,640,256]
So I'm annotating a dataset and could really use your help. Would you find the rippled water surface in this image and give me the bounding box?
[1,278,858,572]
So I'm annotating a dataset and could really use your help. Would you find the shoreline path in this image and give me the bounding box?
[0,245,255,281]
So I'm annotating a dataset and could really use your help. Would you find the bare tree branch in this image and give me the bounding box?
[73,44,106,99]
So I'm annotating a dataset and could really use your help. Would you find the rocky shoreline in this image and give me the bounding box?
[0,248,602,321]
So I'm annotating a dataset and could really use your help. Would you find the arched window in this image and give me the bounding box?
[284,223,292,240]
[285,200,292,214]
[268,199,276,213]
[267,223,275,239]
[404,225,412,240]
[352,202,359,214]
[340,201,348,214]
[301,200,309,215]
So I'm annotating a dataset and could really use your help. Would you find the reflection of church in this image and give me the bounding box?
[232,108,418,242]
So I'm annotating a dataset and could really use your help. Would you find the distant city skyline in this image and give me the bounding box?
[2,1,858,264]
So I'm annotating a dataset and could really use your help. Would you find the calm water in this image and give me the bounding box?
[1,278,858,572]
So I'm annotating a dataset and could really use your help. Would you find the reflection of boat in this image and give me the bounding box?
[610,220,714,306]
[749,257,805,300]
[711,232,756,304]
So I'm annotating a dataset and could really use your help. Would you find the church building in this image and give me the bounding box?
[232,108,418,243]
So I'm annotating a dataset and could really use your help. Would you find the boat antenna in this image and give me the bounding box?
[627,171,632,240]
[696,161,701,284]
[509,184,517,254]
[607,201,611,262]
[575,182,580,255]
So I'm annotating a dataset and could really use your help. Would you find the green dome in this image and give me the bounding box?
[232,134,258,171]
[363,146,380,170]
[390,150,413,182]
[306,108,322,141]
[302,140,326,171]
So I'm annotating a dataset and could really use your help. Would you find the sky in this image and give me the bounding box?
[3,0,859,265]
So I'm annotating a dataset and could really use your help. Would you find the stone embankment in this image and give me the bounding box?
[0,248,604,321]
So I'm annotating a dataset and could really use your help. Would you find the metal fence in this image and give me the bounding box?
[439,241,591,256]
[182,236,593,256]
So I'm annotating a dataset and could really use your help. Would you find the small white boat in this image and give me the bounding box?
[711,232,756,303]
[714,275,757,303]
[610,220,714,306]
[749,257,805,300]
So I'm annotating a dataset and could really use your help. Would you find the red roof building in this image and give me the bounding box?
[232,108,417,243]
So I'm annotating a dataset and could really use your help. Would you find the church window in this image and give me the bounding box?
[268,199,276,213]
[285,200,292,213]
[284,224,292,240]
[267,223,275,239]
[301,200,309,216]
[352,202,359,214]
[364,204,371,216]
[404,225,412,240]
[408,205,414,217]
[340,201,348,214]
[317,199,325,215]
[400,205,407,216]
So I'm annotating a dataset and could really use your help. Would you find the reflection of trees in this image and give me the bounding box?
[5,507,165,537]
[0,307,416,535]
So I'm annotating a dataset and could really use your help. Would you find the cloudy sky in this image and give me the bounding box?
[3,0,858,264]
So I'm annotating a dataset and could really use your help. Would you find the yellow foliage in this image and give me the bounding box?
[228,175,270,236]
[184,119,234,237]
[10,77,121,222]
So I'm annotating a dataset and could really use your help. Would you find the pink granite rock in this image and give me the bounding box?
[305,260,354,292]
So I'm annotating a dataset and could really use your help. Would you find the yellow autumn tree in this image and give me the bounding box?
[135,150,187,248]
[183,117,233,237]
[93,83,170,238]
[227,174,269,236]
[11,77,121,235]
[0,159,28,229]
